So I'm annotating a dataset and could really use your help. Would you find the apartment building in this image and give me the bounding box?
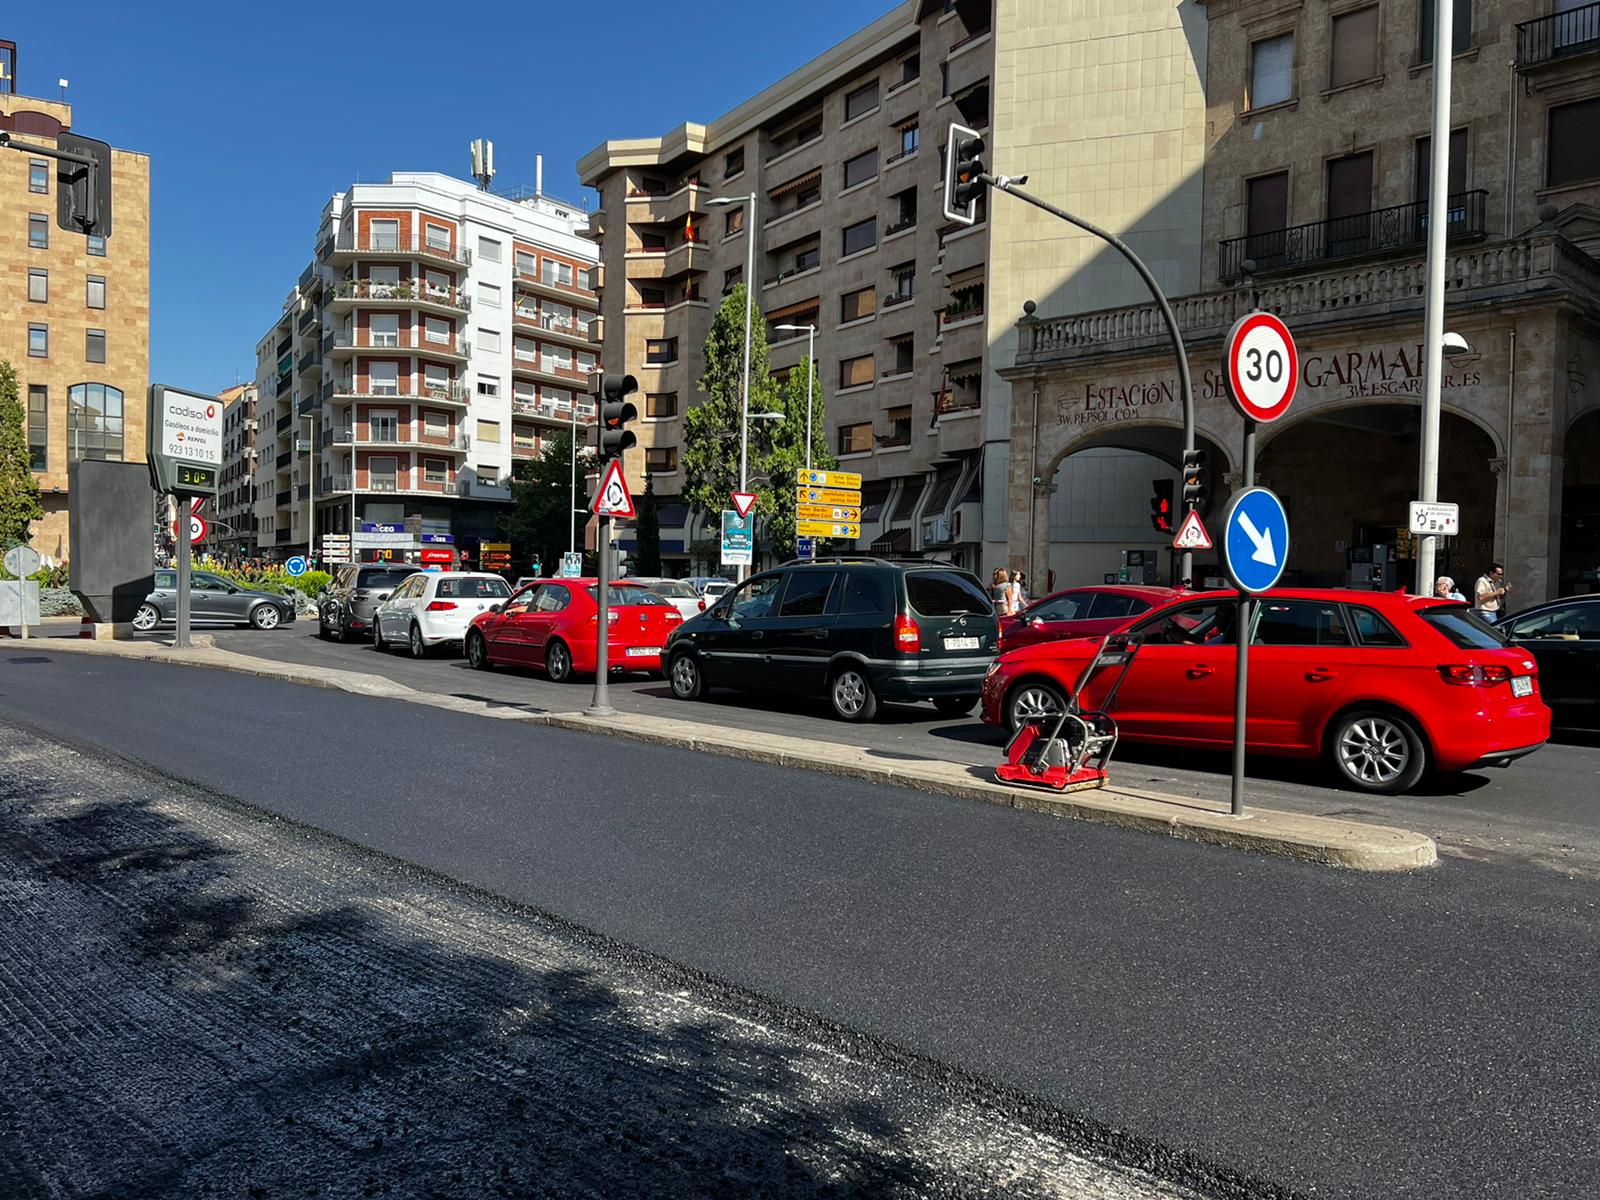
[245,172,598,565]
[216,383,258,557]
[1002,0,1600,600]
[1,48,151,565]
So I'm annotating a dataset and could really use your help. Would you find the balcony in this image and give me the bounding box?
[326,428,471,453]
[624,179,709,225]
[327,331,471,362]
[511,353,595,390]
[276,489,292,508]
[275,451,293,469]
[884,215,918,238]
[329,233,470,268]
[1219,190,1489,281]
[275,373,294,398]
[326,278,470,316]
[276,412,294,433]
[1516,1,1600,68]
[513,396,597,425]
[296,350,321,377]
[513,267,598,305]
[883,290,916,309]
[328,381,472,408]
[512,310,598,351]
[297,308,320,335]
[320,475,462,498]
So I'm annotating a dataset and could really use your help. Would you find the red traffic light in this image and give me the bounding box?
[1149,479,1175,533]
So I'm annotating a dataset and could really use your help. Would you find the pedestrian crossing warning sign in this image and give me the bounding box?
[1172,509,1213,551]
[592,459,636,519]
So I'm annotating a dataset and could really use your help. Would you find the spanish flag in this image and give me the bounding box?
[685,213,696,243]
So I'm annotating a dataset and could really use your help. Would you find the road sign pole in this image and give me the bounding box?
[1230,417,1258,817]
[175,496,191,649]
[587,513,614,716]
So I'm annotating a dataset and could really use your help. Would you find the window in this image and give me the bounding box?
[1088,592,1149,621]
[478,327,501,354]
[839,354,875,388]
[1245,171,1290,265]
[1419,607,1505,649]
[1549,98,1600,188]
[577,350,597,374]
[1348,606,1408,647]
[724,206,745,237]
[645,392,678,417]
[840,572,887,615]
[477,237,501,263]
[795,243,821,272]
[646,446,678,473]
[28,323,47,357]
[841,286,877,323]
[369,219,399,251]
[424,363,451,392]
[29,159,48,193]
[368,456,398,488]
[891,262,916,300]
[1326,152,1375,252]
[906,572,992,617]
[841,218,877,257]
[67,382,125,461]
[889,338,914,374]
[724,147,745,178]
[839,421,872,453]
[86,329,106,364]
[27,385,47,471]
[515,250,537,276]
[1251,600,1352,646]
[843,149,878,189]
[369,313,400,347]
[423,409,448,435]
[1249,34,1294,109]
[87,234,105,256]
[86,275,106,308]
[369,362,399,394]
[1137,600,1239,646]
[578,267,594,291]
[476,419,501,444]
[29,212,48,248]
[477,375,500,398]
[478,282,502,308]
[899,54,920,86]
[779,571,839,617]
[1504,604,1600,640]
[885,405,912,443]
[1419,0,1471,61]
[370,410,399,441]
[646,337,678,364]
[28,268,47,303]
[423,458,448,484]
[900,123,921,157]
[723,266,743,294]
[844,80,880,121]
[424,269,450,294]
[1330,7,1380,88]
[542,259,574,287]
[1415,129,1469,209]
[425,222,451,250]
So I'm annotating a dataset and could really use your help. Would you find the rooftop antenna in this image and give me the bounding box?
[471,138,495,191]
[58,77,68,102]
[536,153,543,198]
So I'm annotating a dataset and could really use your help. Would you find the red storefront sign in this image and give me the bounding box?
[420,547,453,565]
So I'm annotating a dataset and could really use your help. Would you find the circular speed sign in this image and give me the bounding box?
[1224,311,1298,423]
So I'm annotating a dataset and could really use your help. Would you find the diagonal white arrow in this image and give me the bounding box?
[1237,512,1277,567]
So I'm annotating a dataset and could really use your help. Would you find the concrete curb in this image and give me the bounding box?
[27,636,1438,873]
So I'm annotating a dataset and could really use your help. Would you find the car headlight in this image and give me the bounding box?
[985,660,1001,679]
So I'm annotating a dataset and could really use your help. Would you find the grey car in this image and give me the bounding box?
[133,569,297,632]
[317,564,421,642]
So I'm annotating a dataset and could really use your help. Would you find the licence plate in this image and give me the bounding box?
[944,636,980,651]
[626,646,660,658]
[1511,675,1533,697]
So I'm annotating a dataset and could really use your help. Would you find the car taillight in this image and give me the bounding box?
[698,598,706,611]
[894,613,921,653]
[1438,664,1512,686]
[425,601,457,612]
[667,611,682,623]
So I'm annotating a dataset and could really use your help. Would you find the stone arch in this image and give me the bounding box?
[1557,408,1600,593]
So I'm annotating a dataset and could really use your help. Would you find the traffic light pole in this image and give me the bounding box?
[0,133,103,232]
[587,511,614,716]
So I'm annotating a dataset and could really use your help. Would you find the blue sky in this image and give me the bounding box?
[5,1,899,392]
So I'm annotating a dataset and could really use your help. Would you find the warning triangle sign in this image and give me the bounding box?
[1172,509,1213,551]
[592,459,636,519]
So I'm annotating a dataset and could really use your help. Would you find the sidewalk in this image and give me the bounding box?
[23,634,1438,873]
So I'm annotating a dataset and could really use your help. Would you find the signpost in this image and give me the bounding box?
[171,500,207,546]
[560,551,583,578]
[480,542,512,571]
[592,460,636,520]
[721,510,753,567]
[147,385,223,649]
[794,468,861,556]
[1171,509,1213,552]
[1408,500,1460,537]
[3,545,41,640]
[284,555,308,578]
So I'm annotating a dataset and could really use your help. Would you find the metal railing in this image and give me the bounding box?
[1516,1,1600,67]
[882,291,915,308]
[275,412,294,432]
[885,215,917,236]
[329,380,472,404]
[1219,190,1488,279]
[512,397,597,423]
[512,268,596,299]
[331,331,470,356]
[328,278,470,311]
[333,233,471,267]
[327,428,471,451]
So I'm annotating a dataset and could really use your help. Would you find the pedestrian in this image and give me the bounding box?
[1014,571,1030,607]
[1433,575,1466,603]
[1473,563,1511,623]
[990,567,1014,616]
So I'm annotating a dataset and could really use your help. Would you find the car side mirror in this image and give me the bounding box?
[376,592,392,602]
[491,603,504,614]
[1029,616,1044,627]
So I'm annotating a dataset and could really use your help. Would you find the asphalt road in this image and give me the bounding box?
[3,648,1597,1198]
[195,623,1600,879]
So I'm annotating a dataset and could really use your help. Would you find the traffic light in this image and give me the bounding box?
[55,132,113,238]
[943,122,987,226]
[1181,448,1209,514]
[595,373,638,463]
[1149,479,1175,534]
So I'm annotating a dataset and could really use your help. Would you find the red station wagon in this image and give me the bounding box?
[981,588,1551,794]
[466,578,682,681]
[1000,585,1177,652]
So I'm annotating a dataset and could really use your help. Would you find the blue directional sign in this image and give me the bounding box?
[284,555,308,577]
[1219,486,1289,593]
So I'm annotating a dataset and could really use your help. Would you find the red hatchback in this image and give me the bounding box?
[465,578,683,681]
[1000,584,1177,651]
[981,588,1550,794]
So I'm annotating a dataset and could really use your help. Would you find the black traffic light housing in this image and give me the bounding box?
[1149,479,1175,534]
[943,122,987,226]
[595,372,638,463]
[1181,448,1209,514]
[56,132,113,238]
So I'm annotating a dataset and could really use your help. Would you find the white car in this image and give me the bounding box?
[372,571,513,657]
[700,578,733,604]
[630,577,704,619]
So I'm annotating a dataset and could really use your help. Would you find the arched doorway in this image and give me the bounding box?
[1560,409,1600,595]
[1256,403,1499,592]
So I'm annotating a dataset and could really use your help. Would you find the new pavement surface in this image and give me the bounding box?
[3,649,1598,1198]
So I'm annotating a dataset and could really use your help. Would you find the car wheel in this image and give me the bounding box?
[546,639,573,683]
[333,615,349,644]
[829,666,879,722]
[467,631,492,671]
[250,604,281,631]
[1005,680,1067,734]
[409,624,427,659]
[318,613,330,640]
[1329,710,1427,795]
[373,621,387,652]
[933,694,980,717]
[669,652,704,701]
[132,603,160,633]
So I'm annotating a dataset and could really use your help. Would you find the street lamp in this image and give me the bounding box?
[708,191,758,577]
[774,323,818,470]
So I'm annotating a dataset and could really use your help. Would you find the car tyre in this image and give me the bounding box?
[409,624,427,659]
[467,631,493,671]
[373,621,387,652]
[829,665,879,723]
[1329,710,1427,795]
[668,652,704,701]
[132,603,160,633]
[250,604,281,631]
[1005,680,1068,734]
[317,613,330,640]
[933,694,980,717]
[546,639,573,683]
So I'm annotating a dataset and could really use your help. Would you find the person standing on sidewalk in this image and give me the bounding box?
[1473,563,1510,623]
[990,568,1015,617]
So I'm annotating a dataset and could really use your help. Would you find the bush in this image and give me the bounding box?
[40,587,82,617]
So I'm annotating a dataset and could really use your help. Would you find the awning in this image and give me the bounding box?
[892,113,919,131]
[946,264,985,289]
[871,527,911,554]
[886,330,915,346]
[769,297,822,322]
[768,169,821,199]
[925,464,961,515]
[946,359,983,385]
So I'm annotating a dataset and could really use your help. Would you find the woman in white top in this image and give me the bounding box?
[990,567,1015,616]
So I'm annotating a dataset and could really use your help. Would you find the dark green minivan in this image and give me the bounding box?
[663,558,999,721]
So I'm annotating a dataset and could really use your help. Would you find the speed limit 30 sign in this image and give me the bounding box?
[1224,311,1298,423]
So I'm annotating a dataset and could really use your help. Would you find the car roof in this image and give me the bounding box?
[1038,584,1175,601]
[1150,586,1445,610]
[1503,594,1600,620]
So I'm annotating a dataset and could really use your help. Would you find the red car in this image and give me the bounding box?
[1000,584,1177,651]
[981,588,1550,794]
[465,577,683,681]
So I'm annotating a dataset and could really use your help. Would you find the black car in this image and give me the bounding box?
[663,558,999,721]
[317,564,423,642]
[1499,595,1600,730]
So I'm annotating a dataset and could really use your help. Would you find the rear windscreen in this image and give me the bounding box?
[905,571,994,618]
[1420,606,1506,650]
[437,577,511,599]
[589,586,670,607]
[359,569,418,590]
[644,580,697,599]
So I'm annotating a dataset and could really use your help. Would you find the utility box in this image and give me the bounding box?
[68,460,154,633]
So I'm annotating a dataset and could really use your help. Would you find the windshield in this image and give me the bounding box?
[588,585,670,607]
[359,568,418,590]
[1420,606,1506,650]
[437,577,511,599]
[906,571,993,618]
[642,579,697,599]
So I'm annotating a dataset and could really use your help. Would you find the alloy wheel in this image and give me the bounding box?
[133,604,159,633]
[1337,717,1410,787]
[1010,684,1065,727]
[252,605,280,630]
[832,671,867,718]
[670,655,700,699]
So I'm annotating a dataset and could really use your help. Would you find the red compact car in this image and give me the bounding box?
[1000,585,1177,651]
[465,577,683,681]
[981,588,1551,794]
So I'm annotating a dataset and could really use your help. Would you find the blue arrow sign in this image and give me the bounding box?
[1220,487,1289,594]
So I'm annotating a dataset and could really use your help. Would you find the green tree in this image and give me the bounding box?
[0,360,45,551]
[501,428,588,573]
[634,473,662,576]
[682,285,781,517]
[763,357,837,562]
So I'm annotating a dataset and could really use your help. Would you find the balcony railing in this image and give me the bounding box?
[333,233,470,267]
[328,278,470,311]
[275,374,294,397]
[276,490,292,507]
[365,479,461,496]
[327,428,471,451]
[882,291,915,308]
[1516,1,1600,67]
[940,303,985,326]
[275,451,293,469]
[513,268,597,300]
[1219,190,1488,280]
[331,331,470,357]
[513,396,597,423]
[884,215,917,236]
[275,412,294,433]
[936,388,982,415]
[330,380,472,405]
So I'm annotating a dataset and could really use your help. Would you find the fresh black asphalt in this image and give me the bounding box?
[3,649,1597,1198]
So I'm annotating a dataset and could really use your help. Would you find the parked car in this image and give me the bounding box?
[133,569,297,632]
[513,576,542,592]
[1499,594,1600,730]
[317,564,424,642]
[372,572,514,657]
[980,588,1550,794]
[631,577,705,619]
[664,558,1000,722]
[688,576,735,602]
[466,577,683,680]
[1000,584,1176,651]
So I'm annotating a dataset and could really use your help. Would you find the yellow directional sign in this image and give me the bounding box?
[797,468,862,490]
[797,520,861,539]
[798,503,862,523]
[796,486,860,506]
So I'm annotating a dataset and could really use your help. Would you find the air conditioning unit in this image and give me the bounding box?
[923,515,951,545]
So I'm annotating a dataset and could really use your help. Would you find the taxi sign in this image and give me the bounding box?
[796,486,860,506]
[797,468,862,490]
[797,520,860,539]
[797,503,861,523]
